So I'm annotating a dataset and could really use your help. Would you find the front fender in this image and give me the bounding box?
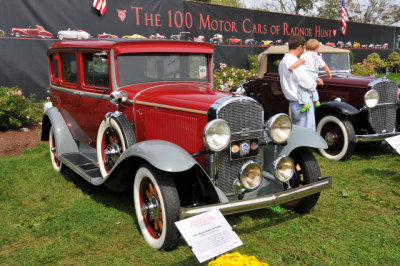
[316,101,359,119]
[42,107,78,155]
[263,126,327,169]
[118,140,198,173]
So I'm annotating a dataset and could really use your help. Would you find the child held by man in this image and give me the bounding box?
[289,39,332,113]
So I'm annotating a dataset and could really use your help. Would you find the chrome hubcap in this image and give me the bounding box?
[141,195,160,220]
[324,132,336,146]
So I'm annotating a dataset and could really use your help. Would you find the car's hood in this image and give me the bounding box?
[127,82,231,113]
[323,73,377,88]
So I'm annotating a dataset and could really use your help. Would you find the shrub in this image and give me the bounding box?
[351,62,376,76]
[386,52,400,73]
[363,53,386,72]
[214,55,258,91]
[0,86,42,131]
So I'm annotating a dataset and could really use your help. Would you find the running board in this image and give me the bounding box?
[58,153,104,185]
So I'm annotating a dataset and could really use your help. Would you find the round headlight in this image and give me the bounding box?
[203,119,231,151]
[273,156,294,182]
[239,161,263,191]
[364,89,379,108]
[265,114,292,143]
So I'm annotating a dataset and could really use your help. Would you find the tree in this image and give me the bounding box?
[244,0,316,15]
[211,0,245,8]
[316,0,400,26]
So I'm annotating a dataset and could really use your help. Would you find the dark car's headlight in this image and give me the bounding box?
[364,89,379,108]
[203,119,231,151]
[265,114,292,143]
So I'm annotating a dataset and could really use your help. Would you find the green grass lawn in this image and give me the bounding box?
[378,73,400,86]
[1,142,400,265]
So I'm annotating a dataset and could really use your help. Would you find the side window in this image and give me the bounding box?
[49,54,59,82]
[61,53,77,83]
[267,54,284,74]
[83,53,109,88]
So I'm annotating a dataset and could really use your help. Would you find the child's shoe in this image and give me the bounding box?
[300,103,311,113]
[314,101,321,107]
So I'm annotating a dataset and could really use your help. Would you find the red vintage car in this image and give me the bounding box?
[42,39,331,250]
[97,32,118,38]
[226,36,242,45]
[11,25,53,38]
[227,36,242,45]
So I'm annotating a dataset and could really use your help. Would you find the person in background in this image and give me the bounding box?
[288,38,332,113]
[278,35,323,131]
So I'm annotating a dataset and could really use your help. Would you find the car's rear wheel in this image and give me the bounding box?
[317,115,356,161]
[96,115,136,178]
[282,148,321,213]
[15,32,21,37]
[49,126,64,172]
[133,164,180,250]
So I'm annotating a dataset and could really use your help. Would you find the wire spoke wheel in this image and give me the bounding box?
[96,115,136,178]
[133,164,180,250]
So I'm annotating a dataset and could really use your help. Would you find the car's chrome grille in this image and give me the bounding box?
[369,79,398,134]
[216,98,264,194]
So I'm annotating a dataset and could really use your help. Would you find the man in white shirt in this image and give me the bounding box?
[278,35,323,130]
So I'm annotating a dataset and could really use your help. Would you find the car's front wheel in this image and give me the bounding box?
[317,115,356,161]
[133,164,181,250]
[96,115,136,178]
[58,34,63,40]
[49,126,64,172]
[282,148,321,213]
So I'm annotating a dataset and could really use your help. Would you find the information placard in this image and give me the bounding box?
[386,135,400,154]
[175,209,243,263]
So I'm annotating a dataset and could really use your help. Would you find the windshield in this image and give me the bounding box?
[319,53,350,71]
[117,53,209,86]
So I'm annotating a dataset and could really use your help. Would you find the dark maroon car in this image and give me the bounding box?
[11,25,53,38]
[244,45,400,161]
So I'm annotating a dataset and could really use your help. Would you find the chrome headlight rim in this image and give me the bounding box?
[273,156,295,183]
[238,160,263,191]
[265,114,292,144]
[203,119,231,152]
[364,89,379,109]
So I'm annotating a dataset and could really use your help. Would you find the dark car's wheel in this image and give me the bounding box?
[49,126,64,172]
[316,115,356,161]
[282,148,321,213]
[96,115,136,177]
[133,164,180,250]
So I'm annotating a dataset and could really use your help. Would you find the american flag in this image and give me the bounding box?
[93,0,107,16]
[340,0,347,35]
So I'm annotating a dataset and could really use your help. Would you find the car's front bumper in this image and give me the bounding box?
[356,131,400,142]
[179,176,332,219]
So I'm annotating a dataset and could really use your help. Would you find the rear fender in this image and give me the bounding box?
[41,107,78,155]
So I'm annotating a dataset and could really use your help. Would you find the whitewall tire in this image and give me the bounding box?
[49,126,63,172]
[133,164,180,250]
[96,115,136,178]
[316,115,356,161]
